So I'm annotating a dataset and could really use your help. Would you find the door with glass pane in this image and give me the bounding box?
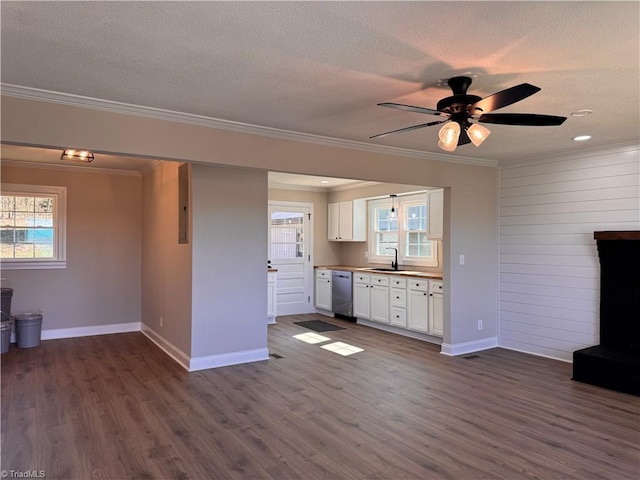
[268,203,313,316]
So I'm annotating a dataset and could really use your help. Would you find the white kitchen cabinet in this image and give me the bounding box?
[370,284,390,324]
[315,269,332,312]
[429,280,444,337]
[427,188,443,240]
[267,271,277,324]
[389,276,407,327]
[328,199,366,241]
[353,273,389,323]
[353,273,371,319]
[407,279,430,333]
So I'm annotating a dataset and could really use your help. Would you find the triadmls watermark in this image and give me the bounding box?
[1,470,46,479]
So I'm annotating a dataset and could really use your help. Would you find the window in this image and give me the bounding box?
[270,211,304,260]
[0,184,67,269]
[368,193,437,267]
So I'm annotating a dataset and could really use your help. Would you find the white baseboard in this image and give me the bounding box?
[498,340,573,363]
[141,324,269,372]
[357,319,443,345]
[140,324,191,371]
[41,322,141,340]
[189,348,269,372]
[441,337,498,356]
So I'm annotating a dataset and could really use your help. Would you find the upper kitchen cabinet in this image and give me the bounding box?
[427,189,443,240]
[328,200,366,242]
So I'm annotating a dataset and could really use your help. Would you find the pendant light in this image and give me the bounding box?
[389,194,397,219]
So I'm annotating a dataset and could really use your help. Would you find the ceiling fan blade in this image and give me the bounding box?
[470,83,541,113]
[370,120,447,139]
[478,113,567,126]
[378,102,448,117]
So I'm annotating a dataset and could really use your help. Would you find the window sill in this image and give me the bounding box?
[1,260,67,270]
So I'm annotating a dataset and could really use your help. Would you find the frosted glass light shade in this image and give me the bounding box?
[467,123,491,147]
[438,122,461,151]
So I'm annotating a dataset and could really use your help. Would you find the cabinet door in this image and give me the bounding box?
[267,273,277,322]
[429,293,443,337]
[390,307,407,328]
[353,282,370,319]
[428,189,443,240]
[407,289,429,333]
[315,278,332,311]
[339,201,353,240]
[370,285,389,324]
[328,203,340,240]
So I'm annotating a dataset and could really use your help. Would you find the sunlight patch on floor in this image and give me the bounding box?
[293,332,332,344]
[321,342,364,356]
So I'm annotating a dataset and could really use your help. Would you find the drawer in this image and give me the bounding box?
[408,279,430,292]
[370,275,389,286]
[316,269,332,279]
[390,307,407,327]
[430,280,443,294]
[390,288,406,307]
[353,273,371,284]
[389,276,407,288]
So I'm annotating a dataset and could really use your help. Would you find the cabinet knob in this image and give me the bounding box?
[424,293,428,296]
[429,293,433,297]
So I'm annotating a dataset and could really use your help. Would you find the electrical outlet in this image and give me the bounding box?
[160,316,164,327]
[477,319,483,331]
[459,254,465,265]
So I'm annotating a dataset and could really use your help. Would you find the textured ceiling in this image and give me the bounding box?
[1,1,639,165]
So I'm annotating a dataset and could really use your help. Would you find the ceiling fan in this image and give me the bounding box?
[371,76,567,152]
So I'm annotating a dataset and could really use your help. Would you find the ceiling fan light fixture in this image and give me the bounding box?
[467,123,491,147]
[61,149,94,162]
[438,121,460,151]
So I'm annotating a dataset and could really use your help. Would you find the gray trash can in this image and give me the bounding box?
[15,313,43,348]
[1,287,13,323]
[1,320,10,354]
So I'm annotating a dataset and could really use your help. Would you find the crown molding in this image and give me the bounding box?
[1,84,498,168]
[0,159,141,177]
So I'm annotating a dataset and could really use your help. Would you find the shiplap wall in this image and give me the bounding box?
[498,146,640,361]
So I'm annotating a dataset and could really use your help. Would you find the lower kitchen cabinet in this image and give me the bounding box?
[315,269,332,311]
[407,280,430,333]
[429,280,444,336]
[353,273,371,318]
[267,271,277,324]
[353,273,389,323]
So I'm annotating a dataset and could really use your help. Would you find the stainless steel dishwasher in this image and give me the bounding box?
[331,270,355,320]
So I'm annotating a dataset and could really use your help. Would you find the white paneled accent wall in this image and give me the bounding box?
[499,147,640,361]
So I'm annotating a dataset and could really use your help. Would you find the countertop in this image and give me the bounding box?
[315,265,443,280]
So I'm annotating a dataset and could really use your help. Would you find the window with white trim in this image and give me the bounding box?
[0,184,67,269]
[368,193,438,267]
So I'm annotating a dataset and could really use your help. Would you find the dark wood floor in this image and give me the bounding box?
[1,314,638,480]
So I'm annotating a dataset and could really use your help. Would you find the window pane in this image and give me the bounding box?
[270,212,304,260]
[406,205,426,231]
[1,192,60,261]
[35,198,53,213]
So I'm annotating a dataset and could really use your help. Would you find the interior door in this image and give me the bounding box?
[268,202,314,316]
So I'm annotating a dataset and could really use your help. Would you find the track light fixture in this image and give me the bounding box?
[61,149,94,162]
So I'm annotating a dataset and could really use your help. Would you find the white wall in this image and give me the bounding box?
[190,164,268,362]
[141,161,193,356]
[0,164,142,335]
[498,146,640,361]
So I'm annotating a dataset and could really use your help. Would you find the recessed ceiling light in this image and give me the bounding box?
[320,180,330,184]
[573,135,592,141]
[571,109,593,117]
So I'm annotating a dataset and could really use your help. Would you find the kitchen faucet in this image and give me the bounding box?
[387,247,398,270]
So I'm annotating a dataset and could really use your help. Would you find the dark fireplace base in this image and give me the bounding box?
[573,345,640,396]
